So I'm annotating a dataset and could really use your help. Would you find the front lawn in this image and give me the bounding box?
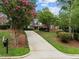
[35,30,79,54]
[0,30,30,56]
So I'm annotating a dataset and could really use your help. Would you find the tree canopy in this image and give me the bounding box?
[0,0,36,29]
[37,8,56,25]
[57,0,79,32]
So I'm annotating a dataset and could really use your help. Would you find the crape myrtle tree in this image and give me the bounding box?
[0,0,36,47]
[0,0,36,30]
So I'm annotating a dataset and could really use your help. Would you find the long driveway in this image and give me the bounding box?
[22,31,76,59]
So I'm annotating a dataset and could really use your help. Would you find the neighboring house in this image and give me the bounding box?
[0,13,10,29]
[30,19,42,29]
[0,12,8,25]
[29,18,59,32]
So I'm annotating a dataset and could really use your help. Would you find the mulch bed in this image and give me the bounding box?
[54,37,79,48]
[0,30,28,48]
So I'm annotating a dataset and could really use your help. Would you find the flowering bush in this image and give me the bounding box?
[57,32,72,43]
[1,0,36,29]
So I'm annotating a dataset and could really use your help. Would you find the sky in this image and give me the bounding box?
[36,0,60,15]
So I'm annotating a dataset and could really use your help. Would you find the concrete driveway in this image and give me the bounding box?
[22,31,72,59]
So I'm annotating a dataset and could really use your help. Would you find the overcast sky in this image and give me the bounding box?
[36,0,60,15]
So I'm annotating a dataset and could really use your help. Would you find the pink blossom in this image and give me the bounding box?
[3,0,8,4]
[19,0,30,6]
[16,6,21,10]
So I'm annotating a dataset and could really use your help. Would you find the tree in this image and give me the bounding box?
[71,0,79,33]
[0,0,36,30]
[58,0,79,33]
[58,12,69,31]
[37,8,56,31]
[0,0,36,47]
[58,0,79,40]
[57,0,74,33]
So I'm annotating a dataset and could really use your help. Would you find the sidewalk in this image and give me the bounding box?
[22,31,72,59]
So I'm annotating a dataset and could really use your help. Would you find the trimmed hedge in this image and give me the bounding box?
[74,33,79,41]
[0,25,10,29]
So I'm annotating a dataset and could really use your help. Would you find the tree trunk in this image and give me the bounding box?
[69,17,72,33]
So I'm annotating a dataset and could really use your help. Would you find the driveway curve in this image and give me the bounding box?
[22,31,73,59]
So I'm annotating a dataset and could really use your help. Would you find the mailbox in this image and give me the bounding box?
[3,39,8,47]
[3,39,8,54]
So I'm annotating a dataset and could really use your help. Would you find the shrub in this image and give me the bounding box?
[39,27,49,32]
[57,32,72,43]
[74,33,79,41]
[0,25,10,29]
[56,30,63,36]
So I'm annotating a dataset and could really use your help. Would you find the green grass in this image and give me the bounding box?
[0,32,10,39]
[0,47,30,56]
[35,30,79,54]
[0,31,30,56]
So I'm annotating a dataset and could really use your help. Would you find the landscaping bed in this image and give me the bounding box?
[0,30,30,56]
[35,30,79,54]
